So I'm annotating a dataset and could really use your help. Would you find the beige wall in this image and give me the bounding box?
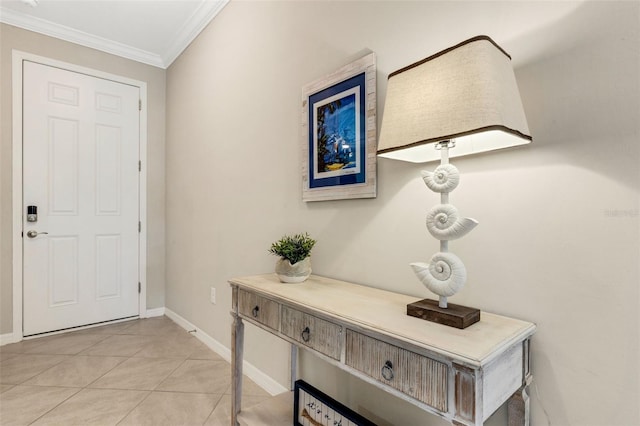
[166,1,639,426]
[0,24,167,334]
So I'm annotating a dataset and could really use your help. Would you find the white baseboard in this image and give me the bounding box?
[164,308,287,396]
[2,309,165,346]
[145,307,166,318]
[0,332,20,346]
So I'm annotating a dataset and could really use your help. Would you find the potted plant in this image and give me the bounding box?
[269,233,316,283]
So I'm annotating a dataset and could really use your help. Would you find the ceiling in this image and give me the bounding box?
[0,0,229,68]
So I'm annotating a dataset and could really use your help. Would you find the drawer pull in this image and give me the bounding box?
[381,360,394,381]
[252,306,260,318]
[301,326,311,343]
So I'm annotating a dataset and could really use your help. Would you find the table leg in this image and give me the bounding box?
[231,313,244,426]
[507,379,531,426]
[290,344,298,390]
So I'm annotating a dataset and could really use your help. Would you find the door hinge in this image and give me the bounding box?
[138,99,142,111]
[138,282,141,293]
[138,160,142,172]
[138,221,141,233]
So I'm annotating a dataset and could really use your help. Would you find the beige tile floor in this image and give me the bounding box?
[0,316,272,426]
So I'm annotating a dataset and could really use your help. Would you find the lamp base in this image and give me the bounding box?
[407,298,480,329]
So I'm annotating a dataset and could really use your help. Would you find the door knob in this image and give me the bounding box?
[26,230,48,238]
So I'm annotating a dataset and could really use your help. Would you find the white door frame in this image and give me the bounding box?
[12,50,148,340]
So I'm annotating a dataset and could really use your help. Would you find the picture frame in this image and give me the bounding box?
[293,380,377,426]
[301,52,377,202]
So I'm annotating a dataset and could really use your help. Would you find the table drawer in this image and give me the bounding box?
[238,289,280,331]
[345,330,448,412]
[281,306,342,360]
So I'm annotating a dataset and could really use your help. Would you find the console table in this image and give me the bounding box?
[230,274,535,426]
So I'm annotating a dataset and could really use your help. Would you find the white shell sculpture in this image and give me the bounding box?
[426,204,478,240]
[410,252,467,297]
[421,164,460,193]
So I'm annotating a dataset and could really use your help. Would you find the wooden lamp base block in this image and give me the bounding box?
[407,299,480,329]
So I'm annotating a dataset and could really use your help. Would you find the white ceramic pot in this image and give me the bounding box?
[275,257,311,283]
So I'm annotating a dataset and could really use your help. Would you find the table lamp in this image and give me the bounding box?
[378,36,532,329]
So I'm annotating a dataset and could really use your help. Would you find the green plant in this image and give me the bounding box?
[269,233,316,265]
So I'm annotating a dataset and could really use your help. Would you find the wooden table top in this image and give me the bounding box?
[230,274,536,367]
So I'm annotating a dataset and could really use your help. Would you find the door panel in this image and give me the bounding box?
[96,124,122,214]
[23,61,140,336]
[49,236,79,306]
[49,117,79,214]
[96,234,121,299]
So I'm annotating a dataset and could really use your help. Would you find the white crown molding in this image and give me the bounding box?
[0,1,229,69]
[0,6,164,67]
[162,0,230,68]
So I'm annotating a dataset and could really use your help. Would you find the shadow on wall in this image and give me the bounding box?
[508,1,639,192]
[531,350,568,425]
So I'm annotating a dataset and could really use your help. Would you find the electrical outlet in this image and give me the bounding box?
[210,287,216,304]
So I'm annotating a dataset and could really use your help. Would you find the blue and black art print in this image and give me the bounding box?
[309,72,366,189]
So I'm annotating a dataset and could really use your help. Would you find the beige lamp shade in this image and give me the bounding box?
[377,36,532,163]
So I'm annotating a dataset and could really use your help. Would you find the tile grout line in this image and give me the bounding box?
[83,320,185,426]
[25,331,125,425]
[25,385,83,425]
[9,354,71,386]
[21,322,138,425]
[151,356,190,392]
[103,328,151,426]
[2,317,256,425]
[117,319,214,426]
[114,389,154,426]
[201,392,226,426]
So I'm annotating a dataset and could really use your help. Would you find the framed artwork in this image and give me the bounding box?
[301,52,377,202]
[293,380,377,426]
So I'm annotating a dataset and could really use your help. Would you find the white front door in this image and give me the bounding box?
[22,60,141,336]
